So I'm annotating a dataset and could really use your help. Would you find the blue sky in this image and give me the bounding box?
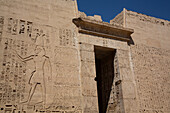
[77,0,170,22]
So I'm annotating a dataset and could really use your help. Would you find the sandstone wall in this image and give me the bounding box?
[125,10,170,113]
[0,0,83,112]
[110,11,124,26]
[1,0,169,113]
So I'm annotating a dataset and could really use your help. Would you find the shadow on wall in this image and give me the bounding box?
[128,36,135,45]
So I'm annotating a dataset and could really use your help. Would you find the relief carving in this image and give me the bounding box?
[19,20,25,34]
[0,38,28,112]
[0,16,4,42]
[131,44,170,112]
[26,21,33,38]
[11,35,52,109]
[0,16,79,113]
[59,28,76,47]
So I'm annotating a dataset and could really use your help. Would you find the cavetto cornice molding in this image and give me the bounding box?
[73,17,134,42]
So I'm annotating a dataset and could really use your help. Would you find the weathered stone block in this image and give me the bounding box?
[81,61,96,77]
[83,96,98,112]
[80,43,94,52]
[81,76,98,97]
[123,99,138,113]
[118,57,131,68]
[117,49,129,58]
[122,81,136,99]
[119,67,133,81]
[80,50,95,62]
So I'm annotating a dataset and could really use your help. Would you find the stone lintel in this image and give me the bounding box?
[73,17,134,42]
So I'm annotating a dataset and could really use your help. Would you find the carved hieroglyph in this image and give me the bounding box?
[0,16,81,113]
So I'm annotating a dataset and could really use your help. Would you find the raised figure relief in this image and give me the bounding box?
[11,31,52,110]
[0,17,81,113]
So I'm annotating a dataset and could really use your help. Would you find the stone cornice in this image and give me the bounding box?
[73,17,134,42]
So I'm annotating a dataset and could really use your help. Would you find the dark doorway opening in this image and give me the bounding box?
[94,46,116,113]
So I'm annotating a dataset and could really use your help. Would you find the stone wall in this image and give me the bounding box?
[125,10,170,49]
[0,0,170,113]
[79,43,98,113]
[0,0,83,112]
[110,11,124,26]
[125,9,170,113]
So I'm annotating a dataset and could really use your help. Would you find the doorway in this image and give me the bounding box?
[94,46,116,113]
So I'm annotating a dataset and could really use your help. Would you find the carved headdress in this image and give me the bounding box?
[35,31,46,47]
